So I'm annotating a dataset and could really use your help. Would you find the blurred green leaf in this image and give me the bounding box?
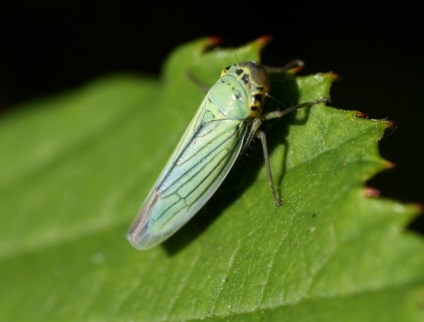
[0,38,423,321]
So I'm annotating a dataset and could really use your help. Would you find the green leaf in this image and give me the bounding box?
[0,37,423,321]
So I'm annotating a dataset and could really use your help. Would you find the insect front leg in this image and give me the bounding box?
[263,97,331,121]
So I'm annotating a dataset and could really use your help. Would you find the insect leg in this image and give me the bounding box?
[263,97,330,121]
[256,130,282,207]
[255,97,329,206]
[263,59,305,73]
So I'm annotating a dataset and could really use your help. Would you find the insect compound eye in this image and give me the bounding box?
[246,64,270,94]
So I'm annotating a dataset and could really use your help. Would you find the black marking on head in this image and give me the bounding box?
[253,94,262,103]
[251,106,259,112]
[235,69,244,76]
[242,73,249,85]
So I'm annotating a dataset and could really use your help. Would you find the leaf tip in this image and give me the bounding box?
[364,187,381,198]
[386,119,397,128]
[205,36,223,46]
[248,35,273,54]
[411,203,424,215]
[354,111,369,118]
[256,34,273,45]
[384,159,396,170]
[327,72,340,81]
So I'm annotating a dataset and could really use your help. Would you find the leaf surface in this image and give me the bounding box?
[0,38,423,322]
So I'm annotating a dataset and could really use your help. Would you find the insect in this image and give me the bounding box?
[127,61,328,250]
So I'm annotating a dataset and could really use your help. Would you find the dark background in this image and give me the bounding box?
[1,2,422,231]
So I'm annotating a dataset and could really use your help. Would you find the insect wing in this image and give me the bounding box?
[127,95,247,249]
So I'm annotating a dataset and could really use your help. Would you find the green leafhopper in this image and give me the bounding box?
[127,57,328,250]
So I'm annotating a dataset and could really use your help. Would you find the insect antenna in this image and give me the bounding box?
[185,70,210,92]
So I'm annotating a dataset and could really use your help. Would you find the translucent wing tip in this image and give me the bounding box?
[126,221,165,250]
[126,190,162,250]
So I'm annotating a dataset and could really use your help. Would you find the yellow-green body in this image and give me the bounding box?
[127,61,270,250]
